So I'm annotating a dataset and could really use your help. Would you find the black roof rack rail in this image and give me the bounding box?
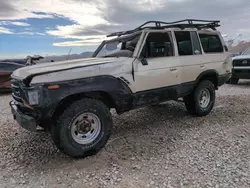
[107,19,220,37]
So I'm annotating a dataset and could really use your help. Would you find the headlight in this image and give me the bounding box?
[27,90,39,105]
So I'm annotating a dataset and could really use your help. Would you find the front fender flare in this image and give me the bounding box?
[40,75,134,118]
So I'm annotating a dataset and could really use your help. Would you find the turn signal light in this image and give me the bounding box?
[48,85,60,90]
[24,103,33,109]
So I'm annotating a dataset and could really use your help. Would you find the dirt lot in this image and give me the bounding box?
[0,81,250,188]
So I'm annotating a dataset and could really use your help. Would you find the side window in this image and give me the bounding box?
[141,32,174,58]
[174,31,193,56]
[198,34,223,53]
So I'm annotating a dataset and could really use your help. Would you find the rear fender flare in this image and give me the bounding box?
[195,70,219,87]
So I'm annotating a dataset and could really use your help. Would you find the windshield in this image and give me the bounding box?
[242,47,250,55]
[95,34,140,57]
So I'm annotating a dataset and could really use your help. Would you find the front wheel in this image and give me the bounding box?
[51,98,112,158]
[184,80,215,116]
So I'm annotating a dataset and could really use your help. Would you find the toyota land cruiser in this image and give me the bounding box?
[10,19,232,158]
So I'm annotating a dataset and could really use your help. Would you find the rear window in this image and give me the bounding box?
[199,34,223,53]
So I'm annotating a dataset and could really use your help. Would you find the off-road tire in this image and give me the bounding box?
[184,80,215,116]
[51,98,112,158]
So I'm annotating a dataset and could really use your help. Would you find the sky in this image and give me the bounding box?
[0,0,250,59]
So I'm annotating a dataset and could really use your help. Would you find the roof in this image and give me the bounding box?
[107,19,220,37]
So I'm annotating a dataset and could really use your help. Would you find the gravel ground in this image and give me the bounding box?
[0,81,250,188]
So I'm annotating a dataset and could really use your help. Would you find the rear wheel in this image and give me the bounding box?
[184,80,215,116]
[51,98,112,158]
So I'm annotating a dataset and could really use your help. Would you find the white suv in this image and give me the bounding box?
[10,19,232,158]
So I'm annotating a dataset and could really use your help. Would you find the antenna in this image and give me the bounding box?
[67,48,72,60]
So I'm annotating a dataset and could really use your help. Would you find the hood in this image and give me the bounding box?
[12,57,122,80]
[232,54,250,60]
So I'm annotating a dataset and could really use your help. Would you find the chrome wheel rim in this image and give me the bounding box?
[71,112,101,145]
[199,88,211,108]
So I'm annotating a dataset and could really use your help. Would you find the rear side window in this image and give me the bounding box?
[174,31,193,56]
[199,34,223,53]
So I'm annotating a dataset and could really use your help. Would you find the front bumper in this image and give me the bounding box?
[232,68,250,79]
[10,101,37,132]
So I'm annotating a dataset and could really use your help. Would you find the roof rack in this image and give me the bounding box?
[107,19,220,37]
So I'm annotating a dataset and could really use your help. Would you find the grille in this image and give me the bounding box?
[233,59,250,67]
[11,79,23,103]
[234,69,250,73]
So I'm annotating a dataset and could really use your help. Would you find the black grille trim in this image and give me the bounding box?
[233,59,250,67]
[11,79,23,103]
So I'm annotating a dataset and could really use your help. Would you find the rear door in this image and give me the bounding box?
[174,31,205,96]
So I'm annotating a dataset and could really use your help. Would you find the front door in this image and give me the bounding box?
[133,31,181,105]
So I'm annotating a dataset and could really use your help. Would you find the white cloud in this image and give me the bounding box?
[0,21,30,26]
[1,0,250,47]
[0,12,53,21]
[42,0,250,42]
[0,26,13,34]
[19,31,45,36]
[0,0,109,40]
[3,0,107,25]
[0,27,45,35]
[52,34,117,47]
[0,1,54,21]
[53,39,103,47]
[46,24,106,39]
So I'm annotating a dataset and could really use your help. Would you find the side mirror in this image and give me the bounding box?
[140,56,148,65]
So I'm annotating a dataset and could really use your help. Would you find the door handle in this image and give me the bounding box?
[200,65,205,68]
[170,67,177,71]
[194,50,201,55]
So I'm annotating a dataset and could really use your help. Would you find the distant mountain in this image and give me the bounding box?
[0,58,26,64]
[0,52,94,65]
[81,51,94,57]
[229,41,250,54]
[39,51,93,63]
